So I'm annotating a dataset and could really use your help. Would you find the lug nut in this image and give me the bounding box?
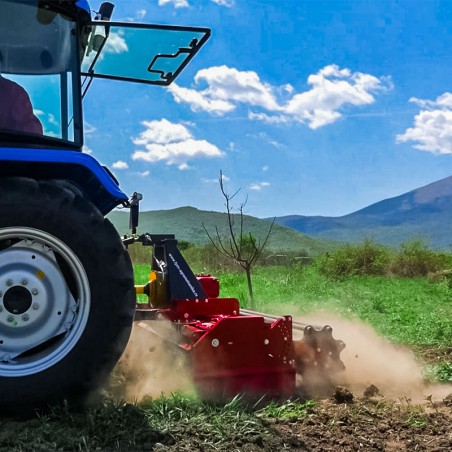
[7,316,14,323]
[22,314,29,322]
[6,279,13,287]
[32,303,39,310]
[31,289,39,296]
[20,279,28,286]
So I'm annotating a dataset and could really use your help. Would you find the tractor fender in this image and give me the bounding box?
[0,148,128,215]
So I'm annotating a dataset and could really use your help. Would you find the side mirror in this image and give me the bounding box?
[129,192,143,234]
[97,2,115,21]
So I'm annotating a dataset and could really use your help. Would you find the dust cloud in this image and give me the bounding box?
[295,312,451,402]
[111,322,195,402]
[108,310,450,404]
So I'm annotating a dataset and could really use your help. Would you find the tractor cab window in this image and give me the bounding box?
[81,22,210,87]
[0,0,82,148]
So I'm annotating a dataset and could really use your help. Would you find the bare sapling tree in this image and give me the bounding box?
[203,171,275,308]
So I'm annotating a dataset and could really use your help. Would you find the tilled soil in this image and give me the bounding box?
[267,388,452,451]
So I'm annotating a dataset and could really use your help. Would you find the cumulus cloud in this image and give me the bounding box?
[396,92,452,154]
[249,181,270,191]
[284,65,391,128]
[168,64,392,129]
[158,0,189,7]
[112,160,129,169]
[168,84,235,115]
[132,118,224,167]
[104,31,128,54]
[82,145,92,154]
[169,66,280,114]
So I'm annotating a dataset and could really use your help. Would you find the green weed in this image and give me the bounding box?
[258,399,316,421]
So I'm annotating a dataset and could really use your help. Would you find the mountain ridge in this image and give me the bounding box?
[273,175,452,248]
[108,206,335,255]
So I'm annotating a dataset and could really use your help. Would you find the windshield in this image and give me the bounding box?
[0,0,82,147]
[81,22,210,86]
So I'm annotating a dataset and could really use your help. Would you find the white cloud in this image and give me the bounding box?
[133,118,191,145]
[211,0,235,7]
[112,160,129,169]
[139,170,150,177]
[168,66,280,115]
[284,65,391,128]
[170,64,392,129]
[196,66,280,110]
[248,132,283,149]
[132,119,224,167]
[203,173,230,184]
[262,165,269,172]
[178,163,190,170]
[82,145,92,154]
[84,121,97,135]
[158,0,234,7]
[248,111,291,124]
[168,84,235,115]
[396,93,452,154]
[136,9,146,19]
[249,181,270,191]
[158,0,189,8]
[104,31,128,54]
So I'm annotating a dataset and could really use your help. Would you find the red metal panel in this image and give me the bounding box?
[190,315,296,398]
[169,297,240,321]
[196,275,220,298]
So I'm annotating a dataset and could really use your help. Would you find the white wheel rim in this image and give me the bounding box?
[0,227,91,376]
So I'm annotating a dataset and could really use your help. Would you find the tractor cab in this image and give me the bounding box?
[0,0,210,150]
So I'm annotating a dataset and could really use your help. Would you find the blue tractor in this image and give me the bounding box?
[0,0,210,409]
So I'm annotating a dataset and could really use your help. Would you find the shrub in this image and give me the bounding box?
[389,237,443,277]
[317,238,391,279]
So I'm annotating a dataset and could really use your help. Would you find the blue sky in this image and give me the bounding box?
[83,0,452,218]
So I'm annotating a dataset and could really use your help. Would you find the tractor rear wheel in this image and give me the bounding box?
[0,178,135,410]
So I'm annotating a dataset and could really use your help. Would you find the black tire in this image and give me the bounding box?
[0,177,135,410]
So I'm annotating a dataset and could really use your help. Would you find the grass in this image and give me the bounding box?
[0,395,276,451]
[257,399,317,421]
[423,363,452,383]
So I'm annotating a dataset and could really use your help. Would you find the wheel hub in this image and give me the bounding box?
[3,286,32,315]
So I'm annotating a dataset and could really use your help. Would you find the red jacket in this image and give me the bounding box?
[0,76,43,135]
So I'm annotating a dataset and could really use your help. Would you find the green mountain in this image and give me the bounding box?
[274,175,452,249]
[108,206,333,255]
